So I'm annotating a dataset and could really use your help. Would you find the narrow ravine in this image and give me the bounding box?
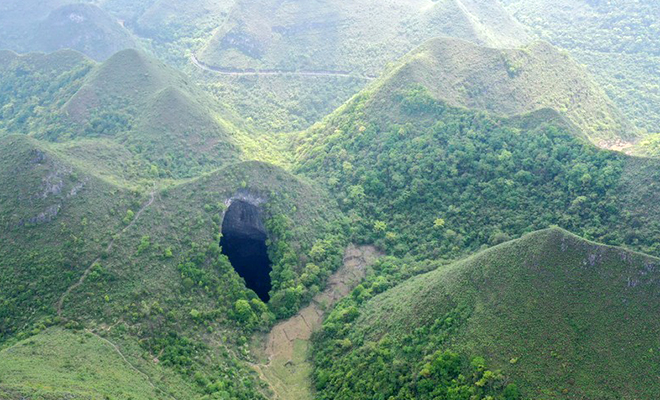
[251,245,380,400]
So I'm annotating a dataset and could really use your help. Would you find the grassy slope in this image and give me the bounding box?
[0,327,192,399]
[339,228,660,398]
[502,0,660,138]
[0,135,135,341]
[0,49,93,138]
[33,3,138,61]
[198,0,530,74]
[383,38,636,143]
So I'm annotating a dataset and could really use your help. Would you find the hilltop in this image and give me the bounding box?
[377,38,636,144]
[294,47,660,260]
[198,0,530,75]
[313,228,660,398]
[0,48,257,182]
[190,0,532,132]
[0,1,138,61]
[62,48,246,179]
[33,3,138,61]
[502,0,660,140]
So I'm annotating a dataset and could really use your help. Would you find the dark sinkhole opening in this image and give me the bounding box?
[220,200,272,302]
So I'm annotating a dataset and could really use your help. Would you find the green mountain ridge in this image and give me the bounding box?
[1,48,257,182]
[295,51,660,260]
[34,3,138,61]
[1,2,660,399]
[502,0,660,138]
[198,0,530,74]
[378,37,637,144]
[313,227,660,398]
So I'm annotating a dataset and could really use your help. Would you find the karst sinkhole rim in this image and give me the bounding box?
[220,200,273,302]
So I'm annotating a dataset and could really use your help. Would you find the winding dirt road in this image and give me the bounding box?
[190,55,376,80]
[252,244,380,400]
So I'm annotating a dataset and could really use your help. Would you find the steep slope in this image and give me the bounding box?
[0,138,349,398]
[65,49,245,178]
[0,135,134,341]
[0,49,93,139]
[0,48,250,181]
[502,0,660,139]
[294,52,660,261]
[0,327,196,399]
[198,0,530,75]
[35,162,345,399]
[381,38,636,143]
[313,228,660,398]
[33,3,138,61]
[64,48,190,119]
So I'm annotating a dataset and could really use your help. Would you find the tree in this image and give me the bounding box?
[233,300,255,324]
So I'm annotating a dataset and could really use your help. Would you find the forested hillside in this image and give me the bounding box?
[0,48,272,182]
[313,228,660,399]
[0,135,347,398]
[294,67,660,260]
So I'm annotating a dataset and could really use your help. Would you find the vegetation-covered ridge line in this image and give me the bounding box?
[311,226,660,399]
[56,190,156,316]
[441,226,660,271]
[191,54,376,80]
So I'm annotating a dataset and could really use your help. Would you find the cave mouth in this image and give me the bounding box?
[220,200,272,302]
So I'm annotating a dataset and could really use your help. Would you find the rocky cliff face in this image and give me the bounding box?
[222,200,267,241]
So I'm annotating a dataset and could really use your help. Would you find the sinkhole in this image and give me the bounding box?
[220,200,272,302]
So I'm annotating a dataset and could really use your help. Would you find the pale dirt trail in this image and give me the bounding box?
[57,191,156,316]
[252,244,380,400]
[190,55,376,80]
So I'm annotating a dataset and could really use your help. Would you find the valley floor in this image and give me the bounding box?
[251,245,380,400]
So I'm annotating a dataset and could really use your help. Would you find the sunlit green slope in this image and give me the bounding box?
[314,228,660,398]
[198,0,530,75]
[385,38,637,144]
[294,41,660,260]
[502,0,660,140]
